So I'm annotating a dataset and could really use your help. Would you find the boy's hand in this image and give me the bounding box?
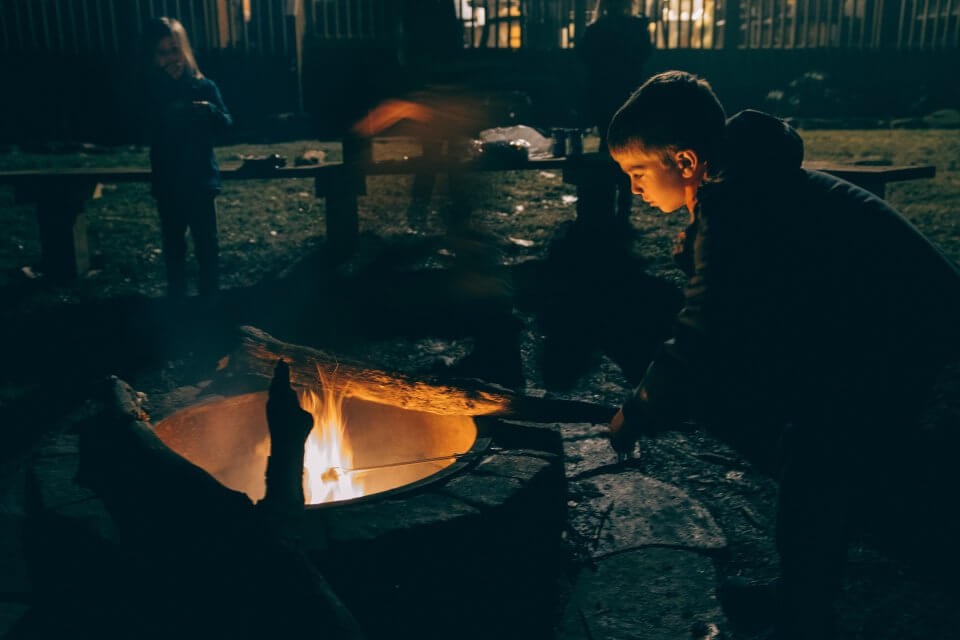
[608,407,639,456]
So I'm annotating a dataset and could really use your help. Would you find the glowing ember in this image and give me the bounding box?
[300,383,364,505]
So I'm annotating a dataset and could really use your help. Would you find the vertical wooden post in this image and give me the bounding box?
[318,135,369,261]
[724,0,742,47]
[574,0,587,46]
[293,0,306,113]
[30,179,96,283]
[323,172,359,261]
[882,0,907,46]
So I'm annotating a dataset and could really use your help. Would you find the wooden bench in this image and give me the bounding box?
[0,151,936,283]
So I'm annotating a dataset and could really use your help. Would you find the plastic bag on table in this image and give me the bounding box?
[477,125,553,160]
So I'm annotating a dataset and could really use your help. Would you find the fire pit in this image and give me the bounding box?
[154,389,490,506]
[149,384,566,639]
[141,326,599,638]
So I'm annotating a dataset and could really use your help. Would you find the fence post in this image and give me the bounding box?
[878,0,905,47]
[292,0,305,113]
[724,0,742,48]
[575,0,587,46]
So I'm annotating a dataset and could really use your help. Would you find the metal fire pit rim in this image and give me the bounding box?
[152,389,494,510]
[304,416,495,510]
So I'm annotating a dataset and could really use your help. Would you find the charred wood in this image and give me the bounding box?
[259,360,313,517]
[76,376,364,639]
[232,325,614,424]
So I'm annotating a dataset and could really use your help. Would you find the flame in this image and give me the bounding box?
[300,382,364,505]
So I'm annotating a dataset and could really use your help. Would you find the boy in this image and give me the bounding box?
[605,71,960,639]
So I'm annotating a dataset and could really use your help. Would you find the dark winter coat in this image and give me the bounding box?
[147,72,232,200]
[625,110,960,430]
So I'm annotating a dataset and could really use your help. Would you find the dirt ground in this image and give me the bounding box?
[1,130,959,638]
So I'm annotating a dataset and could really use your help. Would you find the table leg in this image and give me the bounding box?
[35,192,91,283]
[317,167,359,262]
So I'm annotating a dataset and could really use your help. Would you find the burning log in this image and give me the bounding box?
[259,360,313,516]
[231,325,615,424]
[77,376,365,639]
[77,376,255,533]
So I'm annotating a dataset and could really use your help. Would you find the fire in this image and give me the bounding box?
[299,383,364,505]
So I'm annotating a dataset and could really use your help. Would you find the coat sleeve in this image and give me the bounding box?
[621,180,774,427]
[203,80,233,132]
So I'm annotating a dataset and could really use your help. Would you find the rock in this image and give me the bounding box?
[316,446,565,640]
[922,109,960,128]
[560,422,618,478]
[321,491,480,546]
[890,117,928,129]
[473,451,554,482]
[0,603,30,637]
[557,547,727,640]
[569,470,726,556]
[439,471,524,510]
[28,441,120,547]
[27,434,121,591]
[33,434,80,459]
[0,463,31,598]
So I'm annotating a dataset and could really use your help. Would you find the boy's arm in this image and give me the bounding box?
[609,337,697,452]
[611,184,761,448]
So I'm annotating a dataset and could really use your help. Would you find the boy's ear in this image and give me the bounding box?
[674,149,700,179]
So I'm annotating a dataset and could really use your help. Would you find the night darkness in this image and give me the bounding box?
[2,1,959,639]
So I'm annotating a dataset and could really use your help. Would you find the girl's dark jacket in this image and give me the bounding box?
[623,110,960,429]
[147,72,232,200]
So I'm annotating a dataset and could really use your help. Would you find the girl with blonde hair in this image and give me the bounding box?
[143,17,232,298]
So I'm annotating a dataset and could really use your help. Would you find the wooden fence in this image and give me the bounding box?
[1,0,956,54]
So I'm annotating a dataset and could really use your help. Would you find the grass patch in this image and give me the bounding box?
[1,130,957,300]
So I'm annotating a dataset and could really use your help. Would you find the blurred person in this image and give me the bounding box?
[397,0,468,233]
[352,94,523,389]
[578,0,653,228]
[143,17,232,299]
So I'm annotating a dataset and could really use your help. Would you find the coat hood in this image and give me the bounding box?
[716,109,804,179]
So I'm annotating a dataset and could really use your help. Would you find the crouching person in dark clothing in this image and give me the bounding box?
[605,71,960,639]
[144,17,232,299]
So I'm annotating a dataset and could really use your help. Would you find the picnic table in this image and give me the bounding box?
[0,150,936,283]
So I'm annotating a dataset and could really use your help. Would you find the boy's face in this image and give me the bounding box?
[154,36,186,80]
[611,147,695,214]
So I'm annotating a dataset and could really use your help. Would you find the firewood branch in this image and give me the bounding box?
[231,326,615,424]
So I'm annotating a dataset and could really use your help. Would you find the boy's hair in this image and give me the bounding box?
[607,71,725,167]
[143,17,203,79]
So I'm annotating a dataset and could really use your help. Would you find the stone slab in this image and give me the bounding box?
[557,547,726,640]
[560,422,611,441]
[438,471,525,510]
[28,437,120,548]
[473,451,554,482]
[569,471,726,556]
[563,434,621,479]
[320,491,481,546]
[0,462,31,596]
[0,603,30,637]
[33,433,81,458]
